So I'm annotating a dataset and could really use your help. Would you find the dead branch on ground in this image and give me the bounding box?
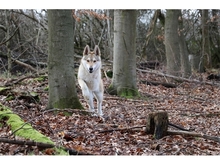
[4,70,47,86]
[137,68,220,86]
[167,130,220,143]
[0,138,92,155]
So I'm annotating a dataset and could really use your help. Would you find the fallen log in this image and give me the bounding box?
[140,80,177,88]
[0,138,92,155]
[98,123,220,143]
[4,70,47,86]
[137,68,220,86]
[167,130,220,143]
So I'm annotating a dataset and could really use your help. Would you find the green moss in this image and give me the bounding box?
[117,87,140,99]
[0,106,53,144]
[5,94,15,101]
[0,86,11,95]
[53,97,83,109]
[0,87,8,92]
[44,85,49,91]
[34,75,47,82]
[107,84,140,99]
[0,104,68,155]
[54,147,69,155]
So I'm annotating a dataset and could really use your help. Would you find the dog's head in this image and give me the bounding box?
[82,45,101,73]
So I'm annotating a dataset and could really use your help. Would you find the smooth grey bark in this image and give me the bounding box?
[5,10,12,78]
[178,10,191,77]
[165,10,181,76]
[210,10,220,68]
[109,10,139,97]
[201,9,211,71]
[165,10,191,77]
[47,10,82,109]
[106,9,114,61]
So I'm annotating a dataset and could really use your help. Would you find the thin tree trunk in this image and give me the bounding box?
[177,10,191,77]
[106,9,114,61]
[201,9,211,71]
[5,10,12,78]
[210,10,220,68]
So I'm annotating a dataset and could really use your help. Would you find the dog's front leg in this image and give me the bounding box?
[78,79,95,112]
[94,91,103,116]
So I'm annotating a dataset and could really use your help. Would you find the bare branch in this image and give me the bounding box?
[12,9,47,31]
[0,26,19,46]
[0,24,7,32]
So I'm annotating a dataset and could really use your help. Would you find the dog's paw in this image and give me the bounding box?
[97,111,103,116]
[89,109,95,112]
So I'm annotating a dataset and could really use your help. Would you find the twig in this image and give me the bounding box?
[0,51,37,73]
[0,26,19,46]
[168,122,191,131]
[42,108,94,116]
[12,58,37,72]
[12,10,47,31]
[4,70,47,86]
[98,125,146,133]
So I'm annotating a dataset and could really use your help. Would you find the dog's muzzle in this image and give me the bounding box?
[89,67,93,73]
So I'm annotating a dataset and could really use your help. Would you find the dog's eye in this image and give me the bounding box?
[87,60,90,62]
[93,60,96,63]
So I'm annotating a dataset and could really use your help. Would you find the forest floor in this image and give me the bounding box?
[0,67,220,155]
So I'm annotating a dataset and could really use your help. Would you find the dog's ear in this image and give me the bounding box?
[83,45,90,56]
[94,45,101,56]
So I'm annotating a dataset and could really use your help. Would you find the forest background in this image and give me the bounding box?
[0,0,218,162]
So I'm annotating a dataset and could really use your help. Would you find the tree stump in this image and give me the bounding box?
[145,111,168,139]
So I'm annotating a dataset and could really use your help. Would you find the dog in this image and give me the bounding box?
[78,45,104,116]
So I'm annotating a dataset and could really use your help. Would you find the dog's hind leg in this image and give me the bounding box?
[78,79,95,112]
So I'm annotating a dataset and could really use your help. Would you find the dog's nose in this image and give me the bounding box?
[89,67,93,73]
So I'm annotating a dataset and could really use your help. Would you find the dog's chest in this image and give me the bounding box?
[83,72,100,91]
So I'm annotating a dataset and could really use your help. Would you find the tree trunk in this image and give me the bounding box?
[177,10,191,78]
[165,10,181,76]
[106,9,114,61]
[210,10,220,68]
[47,10,82,109]
[201,9,211,71]
[5,10,12,78]
[108,10,139,97]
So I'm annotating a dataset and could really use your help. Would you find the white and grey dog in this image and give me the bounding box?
[78,45,104,116]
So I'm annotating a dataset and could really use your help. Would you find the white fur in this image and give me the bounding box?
[78,45,104,116]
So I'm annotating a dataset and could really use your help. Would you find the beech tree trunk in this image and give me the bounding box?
[47,10,82,109]
[108,10,139,97]
[178,10,191,77]
[202,9,211,71]
[106,9,114,61]
[165,10,181,76]
[165,10,191,77]
[5,10,12,78]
